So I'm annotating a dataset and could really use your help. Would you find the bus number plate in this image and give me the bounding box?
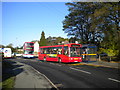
[74,58,78,60]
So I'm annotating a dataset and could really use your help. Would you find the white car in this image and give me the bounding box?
[15,53,23,57]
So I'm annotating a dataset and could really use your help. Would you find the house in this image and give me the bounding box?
[34,42,39,57]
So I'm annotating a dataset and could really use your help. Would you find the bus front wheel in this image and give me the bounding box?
[44,57,46,62]
[58,58,61,63]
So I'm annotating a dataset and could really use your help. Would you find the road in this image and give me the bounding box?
[10,58,119,88]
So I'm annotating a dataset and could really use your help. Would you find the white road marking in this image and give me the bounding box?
[70,67,91,74]
[108,78,120,83]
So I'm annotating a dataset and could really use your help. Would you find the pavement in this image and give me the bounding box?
[12,61,57,89]
[72,60,120,69]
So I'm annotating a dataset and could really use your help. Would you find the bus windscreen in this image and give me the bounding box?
[70,47,81,57]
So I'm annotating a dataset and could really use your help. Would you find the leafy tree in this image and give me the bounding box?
[63,2,100,44]
[91,2,119,57]
[5,43,16,52]
[39,31,47,46]
[69,37,78,43]
[6,43,13,48]
[55,37,69,45]
[63,2,119,60]
[0,45,5,48]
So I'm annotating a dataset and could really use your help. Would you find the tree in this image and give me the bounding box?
[5,43,15,52]
[63,2,119,60]
[0,45,5,48]
[63,2,119,43]
[39,31,47,46]
[63,2,100,44]
[69,37,78,43]
[6,43,13,48]
[91,2,119,58]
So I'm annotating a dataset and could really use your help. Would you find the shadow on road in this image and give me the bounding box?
[2,59,24,82]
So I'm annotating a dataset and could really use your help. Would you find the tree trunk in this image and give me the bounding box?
[98,55,101,61]
[109,56,111,62]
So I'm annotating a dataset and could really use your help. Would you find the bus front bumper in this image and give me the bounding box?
[68,57,82,62]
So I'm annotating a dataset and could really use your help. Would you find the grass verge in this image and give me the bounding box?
[2,76,15,88]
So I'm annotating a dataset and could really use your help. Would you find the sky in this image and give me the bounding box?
[2,2,69,47]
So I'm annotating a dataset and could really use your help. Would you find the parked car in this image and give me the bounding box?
[15,53,23,57]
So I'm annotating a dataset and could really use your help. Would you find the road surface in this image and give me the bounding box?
[10,58,120,88]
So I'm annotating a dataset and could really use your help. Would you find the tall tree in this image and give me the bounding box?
[63,2,101,44]
[63,2,119,59]
[39,31,47,46]
[63,2,119,43]
[92,2,119,58]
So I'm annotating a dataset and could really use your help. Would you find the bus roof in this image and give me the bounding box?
[40,45,63,48]
[39,43,82,48]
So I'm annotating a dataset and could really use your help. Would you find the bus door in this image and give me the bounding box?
[88,46,97,61]
[82,47,88,61]
[82,45,97,62]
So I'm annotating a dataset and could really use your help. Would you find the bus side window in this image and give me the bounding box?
[40,48,43,54]
[55,47,62,54]
[52,49,57,54]
[64,46,68,55]
[44,50,47,54]
[58,49,62,54]
[46,48,49,54]
[43,48,46,54]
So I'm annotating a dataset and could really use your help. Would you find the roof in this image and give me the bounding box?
[39,43,82,48]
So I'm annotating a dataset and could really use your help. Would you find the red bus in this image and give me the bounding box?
[23,42,34,58]
[38,43,82,63]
